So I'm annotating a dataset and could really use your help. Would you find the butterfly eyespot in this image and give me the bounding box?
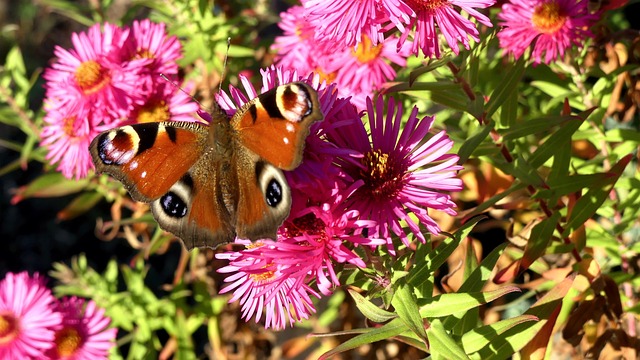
[264,179,283,207]
[160,191,188,218]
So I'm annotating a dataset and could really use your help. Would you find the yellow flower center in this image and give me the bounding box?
[352,35,383,64]
[0,312,19,345]
[315,67,337,85]
[403,0,450,13]
[136,48,154,60]
[74,60,111,95]
[360,149,405,198]
[284,213,326,240]
[54,326,83,357]
[136,100,170,123]
[63,116,77,137]
[250,268,276,283]
[532,2,567,34]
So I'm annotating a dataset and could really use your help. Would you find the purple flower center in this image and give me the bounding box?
[74,60,111,95]
[532,2,567,34]
[54,326,83,356]
[0,311,19,344]
[359,149,406,200]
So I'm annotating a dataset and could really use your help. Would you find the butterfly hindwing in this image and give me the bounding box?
[231,82,323,170]
[91,121,234,249]
[150,154,234,249]
[232,146,291,241]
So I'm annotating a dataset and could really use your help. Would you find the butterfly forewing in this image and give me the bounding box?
[232,82,323,170]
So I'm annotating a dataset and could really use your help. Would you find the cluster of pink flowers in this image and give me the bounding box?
[214,66,462,329]
[0,272,117,359]
[496,0,601,65]
[272,0,495,108]
[42,20,199,179]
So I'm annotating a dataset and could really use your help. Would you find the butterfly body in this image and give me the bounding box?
[90,82,322,249]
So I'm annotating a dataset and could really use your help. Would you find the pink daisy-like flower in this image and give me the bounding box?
[328,96,463,251]
[0,272,62,359]
[44,297,117,360]
[217,240,320,330]
[393,0,495,58]
[271,6,318,77]
[43,22,145,123]
[497,0,598,64]
[126,82,199,124]
[303,0,413,48]
[40,102,97,179]
[329,35,412,109]
[120,19,183,96]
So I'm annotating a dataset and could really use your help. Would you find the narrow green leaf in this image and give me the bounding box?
[501,115,573,141]
[408,216,485,287]
[458,122,494,164]
[520,212,561,271]
[528,116,585,168]
[57,192,103,220]
[461,315,539,353]
[348,289,397,323]
[427,319,470,360]
[538,173,610,199]
[408,56,453,84]
[318,319,407,360]
[486,57,525,119]
[562,155,631,237]
[420,286,520,318]
[498,89,518,129]
[12,172,89,202]
[392,281,427,342]
[494,156,545,188]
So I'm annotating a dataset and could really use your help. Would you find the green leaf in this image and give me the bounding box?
[528,116,585,168]
[427,319,470,360]
[12,172,89,202]
[348,289,397,323]
[458,122,494,164]
[318,319,407,360]
[501,115,573,141]
[407,215,485,287]
[486,57,525,120]
[460,315,539,354]
[392,281,428,342]
[420,286,520,318]
[562,155,631,237]
[520,212,561,271]
[57,191,103,220]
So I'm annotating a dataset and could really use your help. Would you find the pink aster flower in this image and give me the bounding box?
[329,35,412,109]
[43,22,145,123]
[217,240,320,330]
[120,19,183,96]
[497,0,598,64]
[303,0,413,48]
[328,96,463,252]
[272,6,318,76]
[0,272,62,359]
[127,82,200,124]
[45,297,117,360]
[40,102,97,179]
[393,0,495,58]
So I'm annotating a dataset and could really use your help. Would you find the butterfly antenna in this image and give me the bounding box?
[218,37,231,95]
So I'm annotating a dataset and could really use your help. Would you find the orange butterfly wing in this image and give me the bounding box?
[232,82,323,170]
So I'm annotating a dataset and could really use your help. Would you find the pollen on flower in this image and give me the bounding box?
[74,60,110,95]
[249,269,276,283]
[136,48,155,60]
[136,100,170,123]
[532,2,567,34]
[360,149,406,198]
[54,327,83,357]
[353,36,383,63]
[0,311,19,343]
[403,0,451,13]
[62,116,77,138]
